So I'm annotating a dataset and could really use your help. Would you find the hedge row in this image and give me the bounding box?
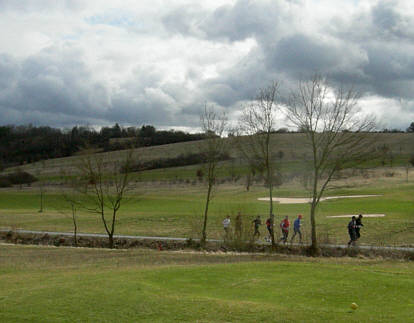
[0,171,38,187]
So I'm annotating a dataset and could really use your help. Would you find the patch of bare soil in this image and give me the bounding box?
[326,214,386,218]
[258,195,381,204]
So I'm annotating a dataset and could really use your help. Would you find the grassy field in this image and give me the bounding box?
[1,168,413,246]
[1,244,413,322]
[1,132,414,246]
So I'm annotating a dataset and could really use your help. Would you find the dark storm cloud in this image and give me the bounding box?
[0,54,20,89]
[166,0,414,104]
[0,46,179,127]
[1,0,414,130]
[108,89,175,126]
[199,0,279,42]
[0,47,108,123]
[162,0,283,42]
[371,1,414,41]
[324,1,414,99]
[271,34,341,76]
[202,48,276,103]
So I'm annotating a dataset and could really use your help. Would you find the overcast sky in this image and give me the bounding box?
[1,0,414,130]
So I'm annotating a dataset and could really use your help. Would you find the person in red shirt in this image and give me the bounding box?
[279,216,290,244]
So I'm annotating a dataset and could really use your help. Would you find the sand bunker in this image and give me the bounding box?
[326,214,386,218]
[257,195,381,204]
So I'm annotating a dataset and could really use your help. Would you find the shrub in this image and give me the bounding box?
[409,155,414,167]
[0,171,37,186]
[0,177,12,187]
[121,152,231,173]
[7,171,38,185]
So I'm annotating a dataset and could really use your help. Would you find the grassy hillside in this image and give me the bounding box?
[1,244,413,322]
[3,132,414,182]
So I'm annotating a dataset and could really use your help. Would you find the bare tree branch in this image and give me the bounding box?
[199,104,227,247]
[235,81,281,246]
[72,150,134,248]
[285,74,377,254]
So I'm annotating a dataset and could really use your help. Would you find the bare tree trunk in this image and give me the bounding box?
[201,182,213,247]
[108,234,114,249]
[39,189,43,213]
[199,105,227,249]
[71,204,78,247]
[268,178,276,247]
[266,134,276,247]
[309,166,320,255]
[309,202,319,255]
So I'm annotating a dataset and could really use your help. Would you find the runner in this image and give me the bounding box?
[347,216,357,246]
[222,215,231,239]
[265,215,274,242]
[279,216,290,244]
[290,214,303,244]
[355,214,364,240]
[252,215,261,239]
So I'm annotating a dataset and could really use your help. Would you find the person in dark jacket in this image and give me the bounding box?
[355,214,364,240]
[347,216,357,246]
[252,215,261,239]
[265,215,274,242]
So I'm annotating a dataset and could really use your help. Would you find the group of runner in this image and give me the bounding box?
[252,214,303,244]
[223,213,304,244]
[223,212,365,245]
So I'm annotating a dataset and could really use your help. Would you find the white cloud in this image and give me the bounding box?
[0,0,413,129]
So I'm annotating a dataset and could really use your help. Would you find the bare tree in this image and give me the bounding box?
[58,170,80,247]
[285,75,376,254]
[37,160,46,213]
[236,81,281,246]
[75,150,133,248]
[199,104,227,247]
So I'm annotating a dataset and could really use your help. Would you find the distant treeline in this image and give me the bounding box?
[0,124,206,169]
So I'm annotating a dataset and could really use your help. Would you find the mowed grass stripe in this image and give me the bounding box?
[1,245,413,322]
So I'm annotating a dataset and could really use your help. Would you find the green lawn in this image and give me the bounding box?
[1,178,414,246]
[1,244,413,322]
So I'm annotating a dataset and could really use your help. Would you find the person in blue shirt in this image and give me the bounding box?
[290,214,303,244]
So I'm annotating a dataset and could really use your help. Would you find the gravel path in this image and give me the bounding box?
[1,228,412,252]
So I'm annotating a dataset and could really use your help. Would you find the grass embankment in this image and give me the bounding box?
[1,244,413,322]
[1,177,413,246]
[5,132,414,183]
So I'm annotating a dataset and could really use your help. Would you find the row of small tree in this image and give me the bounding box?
[199,75,377,254]
[57,74,377,254]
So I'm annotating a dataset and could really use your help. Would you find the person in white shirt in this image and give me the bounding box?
[222,215,231,237]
